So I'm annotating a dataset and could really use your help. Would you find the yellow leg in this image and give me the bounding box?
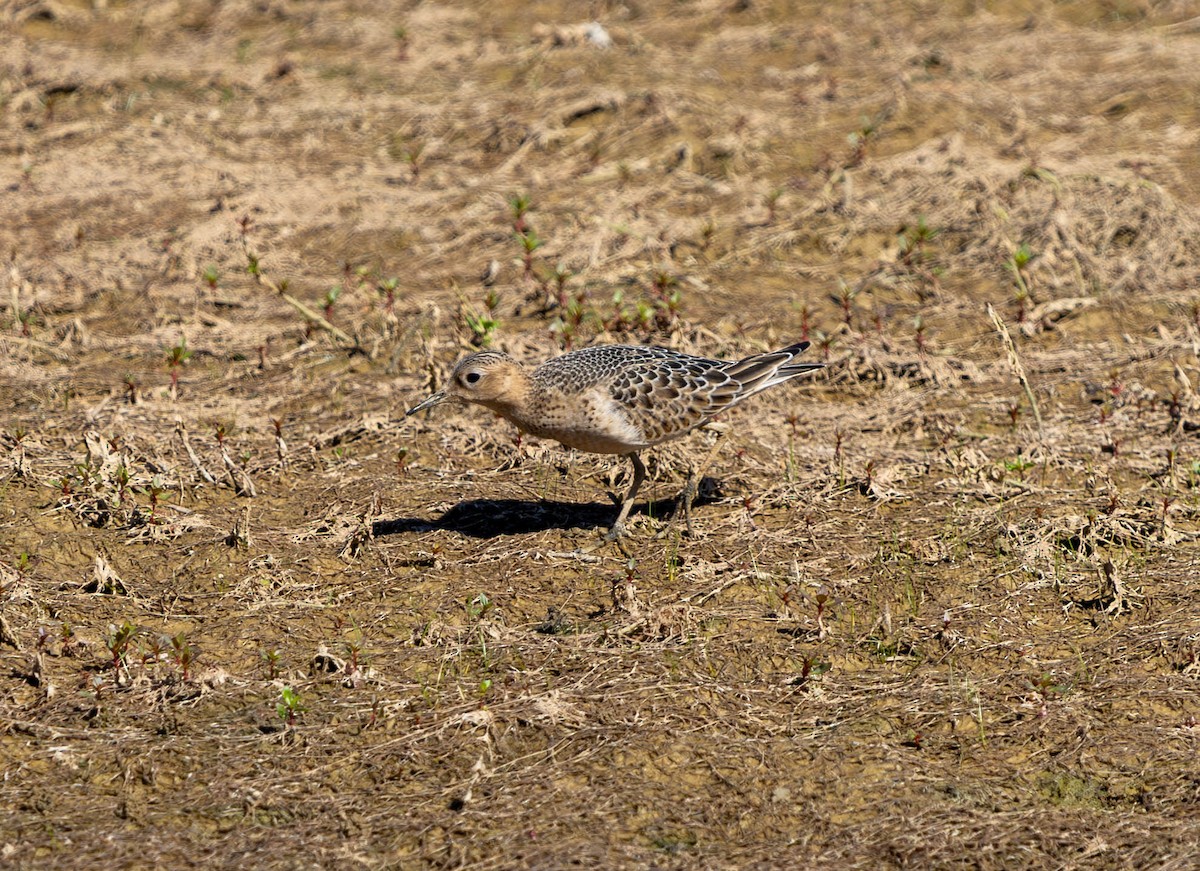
[605,452,646,540]
[681,429,726,536]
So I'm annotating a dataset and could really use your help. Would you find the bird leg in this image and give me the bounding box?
[605,452,646,540]
[680,427,727,536]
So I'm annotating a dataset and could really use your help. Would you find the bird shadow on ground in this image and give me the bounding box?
[373,478,722,539]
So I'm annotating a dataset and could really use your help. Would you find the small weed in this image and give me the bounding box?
[15,308,38,337]
[1006,404,1021,430]
[236,214,356,349]
[400,139,424,179]
[897,216,938,267]
[517,229,542,279]
[550,262,572,309]
[169,632,195,680]
[466,593,493,621]
[795,301,812,341]
[651,269,677,297]
[834,280,858,329]
[813,330,836,362]
[464,309,499,347]
[508,193,532,233]
[261,648,282,680]
[323,285,342,322]
[105,621,139,672]
[165,336,192,399]
[846,115,878,167]
[1005,243,1037,316]
[377,276,399,313]
[1027,672,1070,716]
[16,551,34,573]
[137,476,167,523]
[789,653,830,691]
[549,289,589,349]
[276,686,305,727]
[483,287,500,313]
[1004,455,1035,478]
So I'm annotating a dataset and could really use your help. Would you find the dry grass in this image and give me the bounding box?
[3,0,1200,867]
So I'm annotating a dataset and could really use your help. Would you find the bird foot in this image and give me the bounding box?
[603,523,626,542]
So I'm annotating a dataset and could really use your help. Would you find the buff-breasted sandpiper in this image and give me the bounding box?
[406,341,822,538]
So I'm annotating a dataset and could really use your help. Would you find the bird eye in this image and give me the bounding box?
[465,372,482,385]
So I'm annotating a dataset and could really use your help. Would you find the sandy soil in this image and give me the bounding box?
[3,0,1200,867]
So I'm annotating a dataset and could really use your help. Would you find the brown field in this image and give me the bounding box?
[4,0,1200,867]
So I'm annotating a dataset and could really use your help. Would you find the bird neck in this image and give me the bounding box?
[478,370,540,426]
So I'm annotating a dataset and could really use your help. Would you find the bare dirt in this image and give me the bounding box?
[3,0,1200,867]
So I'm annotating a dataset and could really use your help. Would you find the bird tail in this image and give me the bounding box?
[721,341,822,396]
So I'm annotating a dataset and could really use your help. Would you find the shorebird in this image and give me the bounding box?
[406,341,822,539]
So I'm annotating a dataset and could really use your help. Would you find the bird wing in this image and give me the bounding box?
[607,342,820,445]
[606,352,736,445]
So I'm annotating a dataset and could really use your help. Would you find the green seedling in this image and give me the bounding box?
[114,463,131,506]
[847,116,877,166]
[605,289,631,332]
[261,648,281,680]
[165,336,191,398]
[508,193,532,233]
[400,139,424,179]
[796,302,812,342]
[466,593,493,621]
[791,654,830,691]
[138,475,166,523]
[141,634,166,669]
[15,308,37,337]
[464,310,499,347]
[634,299,655,329]
[201,264,220,289]
[550,262,572,309]
[549,290,589,350]
[169,632,195,681]
[1004,456,1035,477]
[483,287,500,313]
[813,330,835,362]
[517,229,542,278]
[897,217,938,267]
[378,276,399,312]
[651,269,677,297]
[323,284,342,321]
[835,280,857,329]
[1005,243,1037,317]
[105,621,139,672]
[276,686,304,727]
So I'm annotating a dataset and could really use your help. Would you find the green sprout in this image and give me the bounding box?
[276,686,305,727]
